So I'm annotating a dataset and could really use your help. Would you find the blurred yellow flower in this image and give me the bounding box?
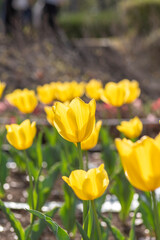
[53,97,96,143]
[119,79,141,103]
[44,106,54,126]
[115,135,160,191]
[62,164,109,200]
[86,79,103,100]
[0,82,6,99]
[101,82,129,107]
[117,117,143,139]
[6,119,36,150]
[55,81,85,102]
[37,83,55,104]
[6,89,38,114]
[81,120,102,150]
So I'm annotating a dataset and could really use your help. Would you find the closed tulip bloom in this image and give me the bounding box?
[0,82,6,99]
[6,119,36,150]
[81,120,102,150]
[6,89,38,114]
[115,135,160,191]
[117,116,143,139]
[119,79,141,103]
[56,82,73,102]
[86,79,103,100]
[44,106,54,126]
[101,82,129,107]
[37,83,55,104]
[70,81,85,99]
[53,97,96,143]
[62,164,109,200]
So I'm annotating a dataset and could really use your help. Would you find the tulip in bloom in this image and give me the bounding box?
[117,116,143,139]
[101,82,129,107]
[6,89,38,114]
[115,135,160,191]
[86,79,103,100]
[62,164,109,200]
[53,97,96,143]
[37,83,55,104]
[6,119,36,150]
[0,82,6,99]
[44,106,54,126]
[55,81,85,102]
[119,79,141,103]
[81,120,102,150]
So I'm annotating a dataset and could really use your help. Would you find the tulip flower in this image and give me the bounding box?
[37,83,55,104]
[53,97,96,143]
[6,119,36,150]
[86,79,103,100]
[81,120,102,150]
[0,82,6,99]
[55,81,85,102]
[101,82,129,107]
[115,135,160,191]
[6,89,38,114]
[119,79,141,103]
[117,117,143,139]
[62,164,109,200]
[44,106,54,126]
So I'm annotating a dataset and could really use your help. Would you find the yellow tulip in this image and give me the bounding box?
[55,81,85,102]
[117,117,143,139]
[62,164,109,200]
[53,97,96,143]
[37,83,55,104]
[86,79,103,100]
[6,89,38,114]
[101,82,129,107]
[44,106,54,126]
[0,82,6,99]
[81,120,102,150]
[119,79,141,103]
[115,135,160,191]
[55,82,72,102]
[6,119,36,150]
[70,81,85,99]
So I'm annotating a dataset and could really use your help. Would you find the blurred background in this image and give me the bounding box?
[0,0,160,99]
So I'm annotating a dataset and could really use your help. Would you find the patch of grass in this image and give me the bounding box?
[58,9,121,38]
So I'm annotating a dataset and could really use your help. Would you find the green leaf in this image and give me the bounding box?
[100,215,125,240]
[100,127,117,178]
[60,183,77,233]
[139,192,154,233]
[42,144,61,170]
[25,207,59,240]
[36,132,43,169]
[0,200,25,240]
[0,152,9,198]
[37,162,60,210]
[110,169,134,222]
[27,209,70,240]
[128,207,139,240]
[76,221,89,240]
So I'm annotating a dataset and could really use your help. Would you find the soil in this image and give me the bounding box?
[0,30,160,99]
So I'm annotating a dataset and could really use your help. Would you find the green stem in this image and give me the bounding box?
[77,142,84,169]
[35,167,42,211]
[117,107,121,123]
[91,200,102,240]
[23,151,34,240]
[151,191,160,240]
[24,151,34,210]
[85,151,89,171]
[83,201,88,232]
